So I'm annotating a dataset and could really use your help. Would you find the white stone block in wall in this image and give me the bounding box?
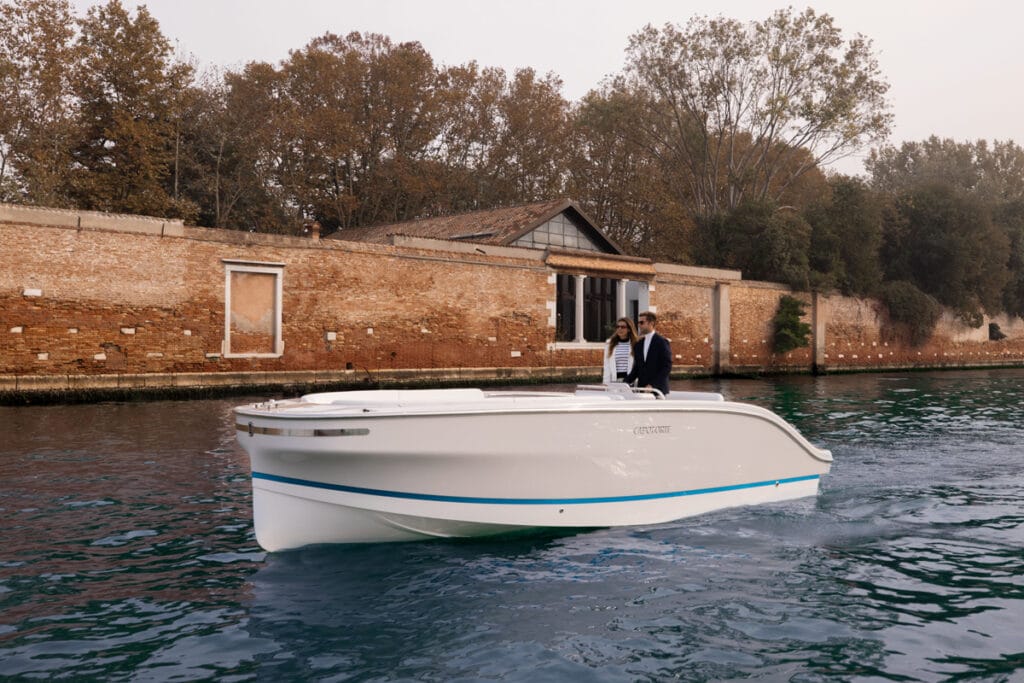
[68,328,78,334]
[183,330,192,336]
[325,331,337,341]
[23,288,42,297]
[367,328,373,335]
[10,326,22,334]
[147,352,164,358]
[37,353,48,360]
[94,353,106,361]
[121,327,136,335]
[510,350,522,357]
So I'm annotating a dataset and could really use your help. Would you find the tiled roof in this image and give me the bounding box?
[331,199,621,254]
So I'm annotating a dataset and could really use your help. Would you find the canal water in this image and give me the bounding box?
[1,370,1022,681]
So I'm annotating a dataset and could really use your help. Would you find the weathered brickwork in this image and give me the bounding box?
[3,207,1024,399]
[823,294,890,368]
[727,284,812,371]
[1,220,575,377]
[649,277,715,371]
[823,294,1024,370]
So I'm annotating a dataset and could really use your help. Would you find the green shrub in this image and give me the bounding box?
[773,295,811,354]
[879,280,941,346]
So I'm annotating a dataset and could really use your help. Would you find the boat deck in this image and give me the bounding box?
[236,384,727,419]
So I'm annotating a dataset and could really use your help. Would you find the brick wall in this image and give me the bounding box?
[725,283,811,372]
[1,219,575,377]
[648,276,716,371]
[823,293,1024,370]
[3,205,1024,398]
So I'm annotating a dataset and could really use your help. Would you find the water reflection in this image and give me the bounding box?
[0,399,263,679]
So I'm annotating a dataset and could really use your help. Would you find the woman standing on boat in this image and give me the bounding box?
[603,317,638,383]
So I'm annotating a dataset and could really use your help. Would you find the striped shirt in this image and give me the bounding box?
[613,341,631,375]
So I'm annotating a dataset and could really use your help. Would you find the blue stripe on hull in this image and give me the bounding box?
[252,471,820,506]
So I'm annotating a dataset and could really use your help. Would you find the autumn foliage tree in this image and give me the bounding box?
[0,0,80,205]
[270,33,442,230]
[568,88,693,260]
[69,0,194,218]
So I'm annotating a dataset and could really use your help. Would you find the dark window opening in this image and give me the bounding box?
[555,273,618,342]
[556,274,575,342]
[584,276,617,342]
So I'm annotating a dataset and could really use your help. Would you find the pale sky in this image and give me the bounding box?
[70,0,1024,176]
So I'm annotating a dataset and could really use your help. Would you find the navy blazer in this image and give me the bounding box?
[625,332,672,395]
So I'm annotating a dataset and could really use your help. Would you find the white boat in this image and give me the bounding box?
[234,384,832,551]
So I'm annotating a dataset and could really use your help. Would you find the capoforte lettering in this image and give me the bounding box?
[633,425,671,436]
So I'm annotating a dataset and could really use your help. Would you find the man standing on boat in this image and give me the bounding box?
[625,311,672,396]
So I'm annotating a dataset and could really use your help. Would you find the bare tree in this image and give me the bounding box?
[618,8,892,219]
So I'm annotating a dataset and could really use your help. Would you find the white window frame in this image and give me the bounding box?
[222,259,285,358]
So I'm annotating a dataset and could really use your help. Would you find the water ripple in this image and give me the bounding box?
[2,376,1024,680]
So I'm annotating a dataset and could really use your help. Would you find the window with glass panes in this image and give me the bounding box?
[555,273,619,342]
[584,276,617,341]
[513,214,603,252]
[556,274,576,341]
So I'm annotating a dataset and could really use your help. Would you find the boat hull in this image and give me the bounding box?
[235,389,832,551]
[251,470,822,550]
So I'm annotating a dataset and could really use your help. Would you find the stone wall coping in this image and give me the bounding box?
[655,262,743,281]
[0,202,185,236]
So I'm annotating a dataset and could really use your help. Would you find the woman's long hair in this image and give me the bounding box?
[606,317,638,357]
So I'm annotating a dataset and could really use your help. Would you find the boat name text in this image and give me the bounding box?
[633,425,671,436]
